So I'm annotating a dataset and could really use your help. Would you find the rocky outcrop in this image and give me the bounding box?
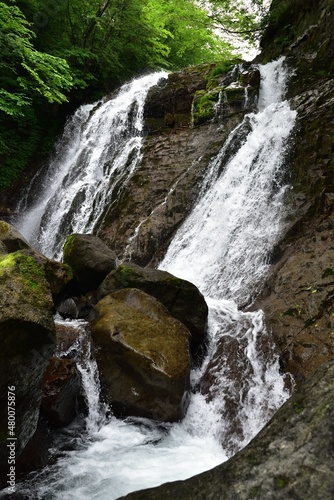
[97,263,208,358]
[91,288,191,422]
[251,0,334,384]
[63,233,118,291]
[121,358,334,500]
[0,250,55,484]
[99,62,261,266]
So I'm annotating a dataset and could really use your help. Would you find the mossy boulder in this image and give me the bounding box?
[97,263,208,359]
[0,250,55,484]
[63,233,117,291]
[0,221,74,303]
[0,220,31,253]
[91,288,191,422]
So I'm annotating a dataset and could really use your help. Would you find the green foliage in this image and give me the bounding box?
[0,2,73,115]
[193,89,220,126]
[207,0,269,45]
[0,1,73,189]
[0,108,40,189]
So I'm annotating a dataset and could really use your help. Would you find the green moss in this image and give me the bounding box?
[322,268,334,278]
[164,277,183,287]
[193,89,221,126]
[63,234,76,259]
[249,486,260,498]
[0,253,16,273]
[118,265,137,277]
[0,251,50,306]
[293,401,304,413]
[275,476,288,489]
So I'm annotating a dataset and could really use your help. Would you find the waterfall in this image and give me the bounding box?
[15,72,167,260]
[11,57,296,499]
[160,57,295,304]
[54,317,106,433]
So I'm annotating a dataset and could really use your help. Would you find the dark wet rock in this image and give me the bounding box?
[55,322,84,355]
[41,357,82,427]
[43,259,74,304]
[97,263,208,359]
[91,288,191,422]
[63,233,117,291]
[56,298,79,320]
[0,250,55,484]
[199,314,292,456]
[15,417,51,480]
[121,358,334,500]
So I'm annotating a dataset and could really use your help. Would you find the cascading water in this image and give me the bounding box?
[10,57,297,499]
[15,72,167,260]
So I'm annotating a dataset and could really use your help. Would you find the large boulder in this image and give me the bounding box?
[121,358,334,500]
[63,233,117,291]
[0,250,55,485]
[91,288,191,422]
[97,263,208,358]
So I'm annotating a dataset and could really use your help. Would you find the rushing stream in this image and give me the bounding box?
[10,58,296,499]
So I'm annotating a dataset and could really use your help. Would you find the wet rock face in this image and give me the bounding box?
[121,358,334,500]
[99,62,260,266]
[91,288,191,422]
[97,263,208,359]
[0,250,55,482]
[41,357,82,427]
[252,0,334,384]
[256,224,334,385]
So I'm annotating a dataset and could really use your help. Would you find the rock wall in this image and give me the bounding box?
[252,0,334,384]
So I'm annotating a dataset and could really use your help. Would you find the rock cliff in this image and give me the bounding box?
[252,0,334,384]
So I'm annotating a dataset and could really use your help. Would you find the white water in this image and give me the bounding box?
[15,72,167,260]
[11,58,296,499]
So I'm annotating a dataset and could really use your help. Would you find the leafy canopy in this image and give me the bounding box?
[0,2,73,118]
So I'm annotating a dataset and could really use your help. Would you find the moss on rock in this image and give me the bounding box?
[91,288,191,422]
[0,250,55,481]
